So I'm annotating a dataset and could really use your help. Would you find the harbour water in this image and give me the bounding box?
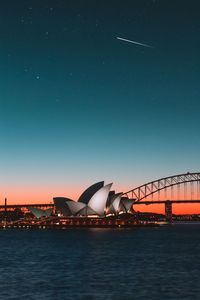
[0,224,200,300]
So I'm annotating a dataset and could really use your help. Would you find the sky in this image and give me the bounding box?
[0,1,200,213]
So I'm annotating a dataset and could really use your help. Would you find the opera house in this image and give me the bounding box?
[53,181,134,217]
[8,182,159,228]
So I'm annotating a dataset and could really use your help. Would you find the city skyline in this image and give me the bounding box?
[0,1,200,214]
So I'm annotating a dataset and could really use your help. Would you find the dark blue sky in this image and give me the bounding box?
[0,0,200,202]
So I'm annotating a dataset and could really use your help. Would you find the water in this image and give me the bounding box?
[0,224,200,300]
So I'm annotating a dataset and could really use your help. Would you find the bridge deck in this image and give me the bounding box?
[1,200,200,210]
[134,200,200,204]
[0,204,54,209]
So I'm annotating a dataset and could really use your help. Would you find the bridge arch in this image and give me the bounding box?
[124,172,200,202]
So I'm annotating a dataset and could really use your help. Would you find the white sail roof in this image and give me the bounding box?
[88,183,112,216]
[29,207,53,218]
[78,181,104,204]
[111,193,123,213]
[120,198,135,213]
[65,201,86,215]
[106,193,123,214]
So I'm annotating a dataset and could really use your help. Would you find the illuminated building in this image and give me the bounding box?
[53,181,134,217]
[29,207,53,218]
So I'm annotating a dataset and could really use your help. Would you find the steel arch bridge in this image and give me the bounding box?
[123,172,200,203]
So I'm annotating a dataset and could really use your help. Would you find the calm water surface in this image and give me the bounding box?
[0,224,200,300]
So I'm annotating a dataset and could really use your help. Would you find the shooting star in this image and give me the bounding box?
[116,37,153,48]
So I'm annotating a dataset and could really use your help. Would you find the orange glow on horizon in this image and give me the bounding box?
[0,184,83,205]
[1,183,200,215]
[135,204,200,215]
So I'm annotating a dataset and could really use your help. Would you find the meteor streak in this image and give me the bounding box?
[116,37,153,48]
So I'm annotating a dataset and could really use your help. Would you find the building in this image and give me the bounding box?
[53,181,134,217]
[29,207,53,219]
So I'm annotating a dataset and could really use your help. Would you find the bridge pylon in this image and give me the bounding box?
[165,201,172,223]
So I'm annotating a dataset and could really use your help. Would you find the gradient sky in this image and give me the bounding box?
[0,1,200,213]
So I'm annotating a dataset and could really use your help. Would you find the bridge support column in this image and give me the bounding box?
[4,198,7,213]
[4,198,7,223]
[165,201,172,223]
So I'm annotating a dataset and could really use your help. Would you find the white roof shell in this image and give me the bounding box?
[88,183,112,216]
[65,201,86,215]
[29,207,53,218]
[108,193,123,214]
